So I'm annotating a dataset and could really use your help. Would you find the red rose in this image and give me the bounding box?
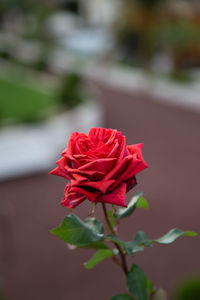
[50,127,148,208]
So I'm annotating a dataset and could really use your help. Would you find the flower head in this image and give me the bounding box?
[50,128,148,208]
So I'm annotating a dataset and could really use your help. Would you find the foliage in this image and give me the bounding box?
[0,76,56,125]
[115,0,200,73]
[114,192,148,219]
[84,249,115,269]
[127,264,148,300]
[174,277,200,300]
[57,73,85,109]
[0,70,87,126]
[51,214,104,246]
[51,192,197,299]
[155,22,200,49]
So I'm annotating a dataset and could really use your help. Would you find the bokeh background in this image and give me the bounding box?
[0,0,200,299]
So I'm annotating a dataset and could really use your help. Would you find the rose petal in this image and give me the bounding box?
[71,173,88,183]
[96,182,127,207]
[88,127,107,143]
[71,179,115,194]
[61,184,86,208]
[62,153,80,168]
[131,153,148,175]
[73,154,92,166]
[127,143,149,173]
[49,157,72,180]
[78,157,117,174]
[65,132,79,155]
[116,132,127,161]
[67,168,105,181]
[75,133,90,155]
[126,177,137,192]
[69,186,99,203]
[127,144,148,163]
[107,140,119,158]
[110,154,147,190]
[104,155,133,181]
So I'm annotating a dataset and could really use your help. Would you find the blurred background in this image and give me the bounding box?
[0,0,200,299]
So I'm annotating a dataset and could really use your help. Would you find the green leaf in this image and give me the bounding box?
[126,243,145,256]
[78,241,109,250]
[127,264,148,300]
[109,294,133,300]
[106,232,151,256]
[106,234,145,256]
[85,217,104,235]
[51,214,104,246]
[136,197,149,209]
[106,228,197,257]
[84,249,114,269]
[155,229,197,245]
[151,289,168,300]
[106,234,125,246]
[105,235,126,251]
[134,231,152,246]
[115,192,148,219]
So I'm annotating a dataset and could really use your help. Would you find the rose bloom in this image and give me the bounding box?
[50,127,148,208]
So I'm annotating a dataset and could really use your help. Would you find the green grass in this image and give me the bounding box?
[0,76,57,125]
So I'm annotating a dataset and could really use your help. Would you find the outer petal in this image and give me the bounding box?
[127,143,144,154]
[62,153,80,168]
[126,177,137,193]
[72,173,88,183]
[127,144,148,165]
[96,183,127,207]
[104,155,133,181]
[61,184,86,208]
[111,155,147,191]
[68,186,99,203]
[49,157,72,180]
[105,144,147,192]
[127,143,148,174]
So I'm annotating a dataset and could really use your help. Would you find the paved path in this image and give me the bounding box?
[0,83,200,300]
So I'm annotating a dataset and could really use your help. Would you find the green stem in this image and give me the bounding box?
[102,203,129,277]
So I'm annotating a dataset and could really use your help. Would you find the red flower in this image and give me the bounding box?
[50,128,148,208]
